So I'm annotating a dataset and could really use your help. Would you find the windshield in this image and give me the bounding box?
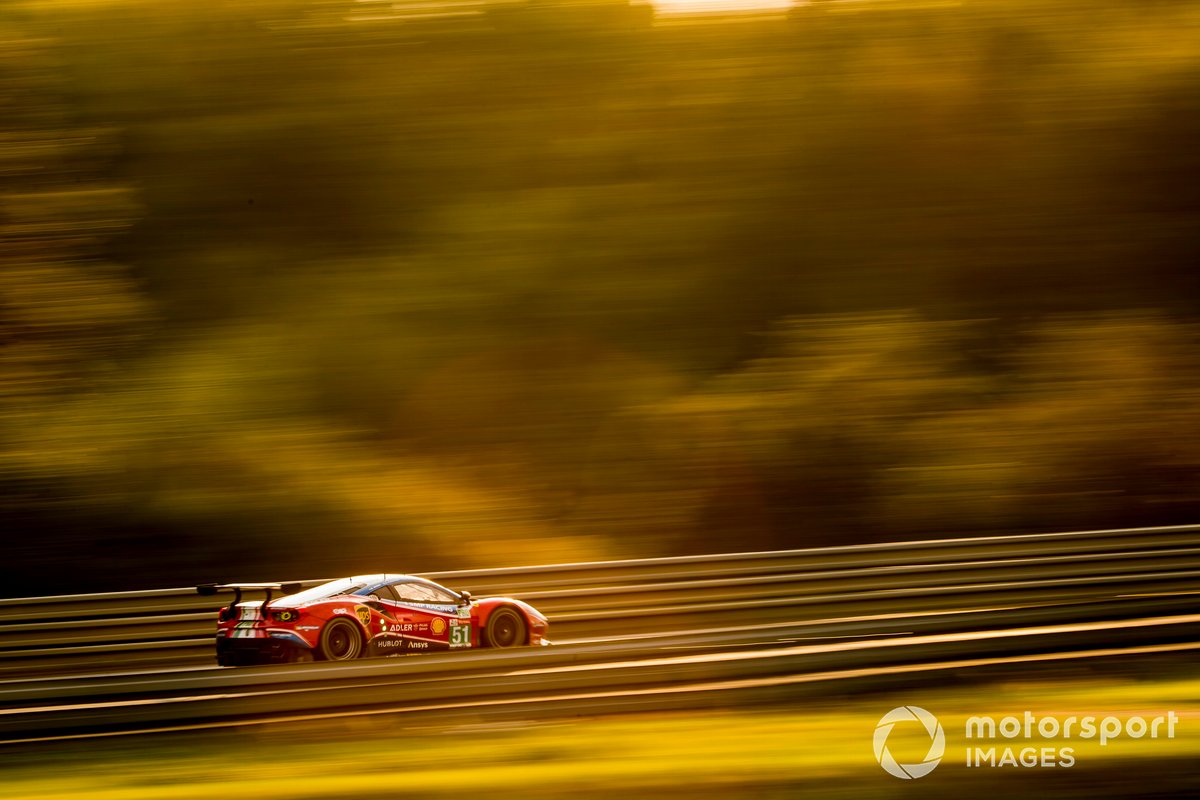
[279,578,371,605]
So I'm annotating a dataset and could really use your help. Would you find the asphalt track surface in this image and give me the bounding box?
[0,525,1197,743]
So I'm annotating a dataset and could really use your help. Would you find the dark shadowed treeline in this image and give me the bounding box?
[2,0,1198,594]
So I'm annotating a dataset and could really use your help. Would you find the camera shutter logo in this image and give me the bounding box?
[874,706,945,779]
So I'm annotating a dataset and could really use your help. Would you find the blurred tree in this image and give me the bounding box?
[2,0,1199,593]
[0,17,151,507]
[635,314,1200,550]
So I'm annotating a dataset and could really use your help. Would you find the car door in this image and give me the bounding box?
[361,584,414,655]
[386,580,464,652]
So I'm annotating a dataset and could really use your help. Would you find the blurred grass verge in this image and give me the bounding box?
[2,674,1195,799]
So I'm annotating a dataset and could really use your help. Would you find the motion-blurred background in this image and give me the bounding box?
[3,0,1199,595]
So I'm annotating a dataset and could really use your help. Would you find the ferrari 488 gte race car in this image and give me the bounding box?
[197,574,548,666]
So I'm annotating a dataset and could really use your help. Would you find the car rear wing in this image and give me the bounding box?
[196,582,303,612]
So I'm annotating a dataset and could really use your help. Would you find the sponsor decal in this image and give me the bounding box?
[382,622,428,633]
[297,625,319,631]
[377,639,405,649]
[275,609,297,622]
[409,640,429,650]
[332,607,348,615]
[431,618,447,635]
[457,606,471,618]
[355,605,372,626]
[398,602,459,614]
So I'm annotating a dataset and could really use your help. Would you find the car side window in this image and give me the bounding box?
[390,581,457,604]
[373,584,400,602]
[426,584,459,603]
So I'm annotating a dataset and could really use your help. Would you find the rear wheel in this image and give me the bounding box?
[485,607,527,648]
[318,619,363,661]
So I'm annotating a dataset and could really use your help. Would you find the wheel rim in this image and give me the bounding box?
[326,623,359,659]
[492,612,521,647]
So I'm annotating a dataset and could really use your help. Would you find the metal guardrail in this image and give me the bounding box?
[2,611,1197,741]
[1,524,1198,677]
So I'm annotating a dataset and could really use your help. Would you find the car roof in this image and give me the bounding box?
[347,575,458,595]
[275,575,453,604]
[349,574,436,586]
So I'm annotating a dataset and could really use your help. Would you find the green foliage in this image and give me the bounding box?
[636,313,1200,548]
[2,0,1199,591]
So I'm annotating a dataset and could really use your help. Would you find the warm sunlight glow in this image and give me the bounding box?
[651,0,796,16]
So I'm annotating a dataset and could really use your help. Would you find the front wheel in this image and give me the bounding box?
[317,619,363,661]
[485,607,527,648]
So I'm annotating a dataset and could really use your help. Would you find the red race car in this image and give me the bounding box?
[197,574,549,666]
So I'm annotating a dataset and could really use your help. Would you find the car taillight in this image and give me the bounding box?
[271,608,300,623]
[218,606,235,622]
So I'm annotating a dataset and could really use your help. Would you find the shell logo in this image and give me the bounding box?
[431,618,447,635]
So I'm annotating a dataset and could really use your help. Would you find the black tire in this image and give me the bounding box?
[317,618,363,661]
[485,607,527,648]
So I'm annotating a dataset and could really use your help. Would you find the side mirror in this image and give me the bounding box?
[459,590,472,605]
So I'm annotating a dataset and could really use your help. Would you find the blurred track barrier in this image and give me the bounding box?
[0,613,1196,742]
[1,524,1198,679]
